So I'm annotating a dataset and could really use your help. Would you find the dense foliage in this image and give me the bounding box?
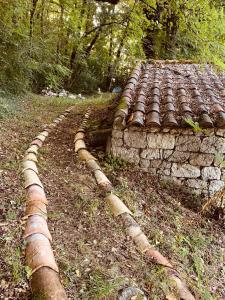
[0,0,224,94]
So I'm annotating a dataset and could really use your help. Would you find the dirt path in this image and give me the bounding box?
[38,107,153,299]
[0,95,224,299]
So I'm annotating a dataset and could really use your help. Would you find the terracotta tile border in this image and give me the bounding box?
[74,109,196,300]
[21,107,74,299]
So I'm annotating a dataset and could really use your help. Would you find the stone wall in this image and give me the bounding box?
[111,127,225,197]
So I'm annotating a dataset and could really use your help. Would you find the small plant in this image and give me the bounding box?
[88,198,100,224]
[25,265,32,279]
[6,209,17,221]
[84,268,124,299]
[104,155,128,173]
[184,118,211,136]
[6,247,23,283]
[144,266,174,298]
[148,190,161,204]
[185,118,202,133]
[114,178,138,214]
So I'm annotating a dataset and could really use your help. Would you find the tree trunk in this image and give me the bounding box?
[85,29,101,56]
[40,0,45,37]
[107,26,114,91]
[110,1,137,77]
[69,0,87,68]
[30,0,38,42]
[56,1,64,62]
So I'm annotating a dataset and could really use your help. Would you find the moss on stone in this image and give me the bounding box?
[117,97,129,110]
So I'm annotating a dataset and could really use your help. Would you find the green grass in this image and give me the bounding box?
[0,92,113,120]
[84,268,125,299]
[0,93,23,119]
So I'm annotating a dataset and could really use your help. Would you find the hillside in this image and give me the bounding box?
[0,94,224,299]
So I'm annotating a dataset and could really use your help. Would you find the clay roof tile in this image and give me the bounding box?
[116,62,225,128]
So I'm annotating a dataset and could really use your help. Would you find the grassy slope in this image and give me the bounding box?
[0,94,224,300]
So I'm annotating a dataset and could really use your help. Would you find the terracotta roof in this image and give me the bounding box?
[114,61,225,129]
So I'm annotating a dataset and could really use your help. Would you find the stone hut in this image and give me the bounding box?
[111,61,225,198]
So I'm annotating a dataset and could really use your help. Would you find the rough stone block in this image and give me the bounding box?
[161,161,172,169]
[182,128,194,135]
[213,154,225,167]
[150,160,163,168]
[215,129,225,137]
[200,136,225,153]
[140,159,150,169]
[112,146,139,164]
[124,131,147,148]
[170,129,182,135]
[128,126,143,131]
[147,133,175,149]
[111,138,123,147]
[164,150,190,163]
[186,179,207,189]
[189,153,214,166]
[209,180,224,194]
[156,161,171,175]
[162,128,170,133]
[176,136,201,152]
[201,166,221,181]
[147,127,160,133]
[205,129,215,137]
[158,168,171,176]
[171,163,200,178]
[163,150,173,159]
[141,149,163,160]
[112,130,123,139]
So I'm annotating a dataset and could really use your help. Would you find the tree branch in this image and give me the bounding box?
[83,21,123,37]
[85,29,101,56]
[139,0,157,11]
[95,0,120,4]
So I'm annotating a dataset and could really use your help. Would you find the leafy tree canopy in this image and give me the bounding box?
[0,0,224,94]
